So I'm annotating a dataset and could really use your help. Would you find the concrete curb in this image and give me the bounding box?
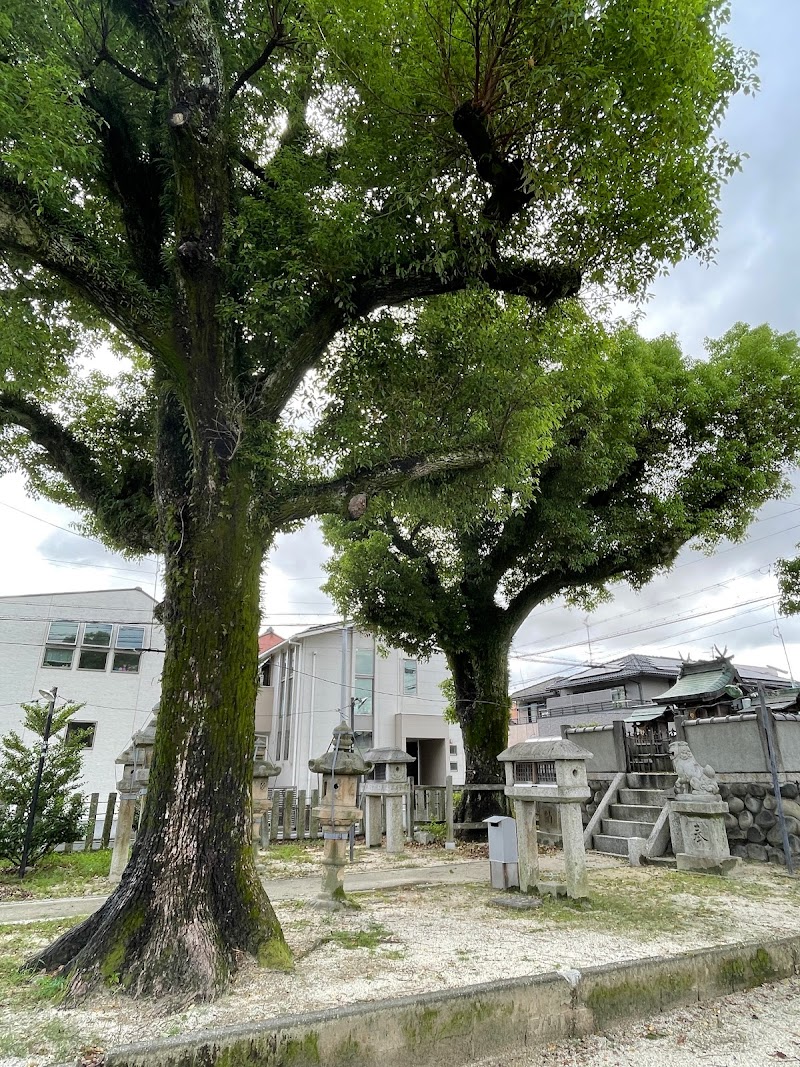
[96,934,800,1067]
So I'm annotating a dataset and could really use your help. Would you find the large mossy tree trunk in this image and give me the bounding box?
[24,1,293,1000]
[28,415,291,1000]
[447,636,512,835]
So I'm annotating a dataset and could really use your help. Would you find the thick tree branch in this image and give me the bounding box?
[234,149,270,183]
[229,31,291,100]
[95,47,159,91]
[271,451,493,526]
[260,258,581,418]
[82,85,167,287]
[0,392,157,552]
[502,519,684,635]
[0,178,169,362]
[453,101,533,224]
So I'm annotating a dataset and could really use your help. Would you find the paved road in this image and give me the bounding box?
[0,859,493,923]
[0,850,628,924]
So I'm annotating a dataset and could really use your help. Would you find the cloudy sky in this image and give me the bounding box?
[1,0,798,690]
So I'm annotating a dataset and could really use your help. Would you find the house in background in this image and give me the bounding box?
[0,588,165,796]
[257,622,464,792]
[510,652,792,741]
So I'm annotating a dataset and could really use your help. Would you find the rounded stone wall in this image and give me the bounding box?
[719,782,800,865]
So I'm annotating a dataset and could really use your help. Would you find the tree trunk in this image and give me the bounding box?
[27,457,291,1000]
[448,637,511,834]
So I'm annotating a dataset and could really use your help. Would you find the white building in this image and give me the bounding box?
[0,588,164,797]
[256,622,465,791]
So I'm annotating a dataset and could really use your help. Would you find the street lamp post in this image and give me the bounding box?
[18,687,58,879]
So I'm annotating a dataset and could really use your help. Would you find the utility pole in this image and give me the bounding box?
[19,687,58,879]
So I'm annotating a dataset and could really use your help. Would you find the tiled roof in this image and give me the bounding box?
[512,652,789,702]
[655,662,739,704]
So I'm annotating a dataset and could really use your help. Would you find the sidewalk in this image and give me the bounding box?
[0,858,493,924]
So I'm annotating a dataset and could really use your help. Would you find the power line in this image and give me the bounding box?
[512,593,779,660]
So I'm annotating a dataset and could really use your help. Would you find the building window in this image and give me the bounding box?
[112,652,140,673]
[254,733,269,760]
[83,623,113,647]
[42,621,79,668]
[44,622,145,673]
[449,743,458,755]
[42,646,74,669]
[450,761,458,771]
[402,659,417,695]
[78,648,108,671]
[65,721,96,748]
[78,623,112,671]
[113,626,143,672]
[354,647,374,715]
[610,686,625,707]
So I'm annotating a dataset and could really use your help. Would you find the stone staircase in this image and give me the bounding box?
[592,772,676,858]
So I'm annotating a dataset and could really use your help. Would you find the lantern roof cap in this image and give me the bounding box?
[253,757,281,779]
[364,747,415,764]
[498,737,593,762]
[309,724,372,775]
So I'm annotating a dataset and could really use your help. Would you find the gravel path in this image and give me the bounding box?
[2,849,800,1067]
[474,977,800,1066]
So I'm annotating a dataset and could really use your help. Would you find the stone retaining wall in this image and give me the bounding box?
[584,779,606,825]
[719,781,800,865]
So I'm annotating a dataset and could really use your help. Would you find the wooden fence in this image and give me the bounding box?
[59,777,507,852]
[411,778,508,841]
[59,791,119,852]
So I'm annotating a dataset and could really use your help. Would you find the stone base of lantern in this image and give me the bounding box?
[108,790,139,883]
[312,806,362,910]
[507,793,590,901]
[362,782,407,853]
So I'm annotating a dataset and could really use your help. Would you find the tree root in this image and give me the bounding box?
[25,842,291,1003]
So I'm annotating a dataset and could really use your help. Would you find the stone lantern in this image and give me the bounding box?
[363,748,415,853]
[308,724,372,908]
[252,754,281,856]
[109,711,158,882]
[498,737,592,899]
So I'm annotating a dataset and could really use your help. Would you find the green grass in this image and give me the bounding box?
[0,917,109,1066]
[0,918,77,1007]
[0,849,111,898]
[260,842,319,864]
[486,865,798,939]
[328,922,394,950]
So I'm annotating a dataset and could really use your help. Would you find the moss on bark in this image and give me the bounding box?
[27,458,291,1000]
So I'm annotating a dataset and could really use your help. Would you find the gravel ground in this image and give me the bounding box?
[474,976,800,1066]
[1,848,800,1067]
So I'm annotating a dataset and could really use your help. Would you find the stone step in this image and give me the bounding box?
[642,855,677,869]
[619,788,668,807]
[591,833,629,857]
[601,817,658,838]
[626,772,676,791]
[609,803,661,823]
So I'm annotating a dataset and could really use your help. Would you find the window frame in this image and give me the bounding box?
[65,721,97,748]
[402,659,417,696]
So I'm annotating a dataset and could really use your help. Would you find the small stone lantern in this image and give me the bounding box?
[109,711,158,882]
[498,737,592,899]
[252,754,281,856]
[363,748,416,853]
[308,724,372,908]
